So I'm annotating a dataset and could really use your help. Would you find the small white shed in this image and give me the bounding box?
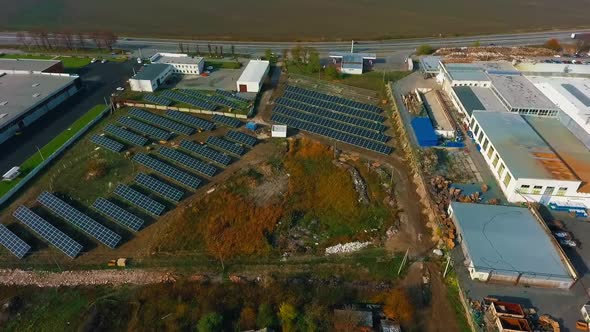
[271,125,287,138]
[236,60,270,93]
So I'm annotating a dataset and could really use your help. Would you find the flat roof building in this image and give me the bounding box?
[128,63,173,92]
[0,58,63,74]
[488,73,559,116]
[0,72,80,145]
[449,202,577,289]
[149,52,204,75]
[516,62,590,78]
[449,86,507,124]
[438,62,491,89]
[236,60,270,93]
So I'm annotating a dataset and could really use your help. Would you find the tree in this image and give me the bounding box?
[265,49,273,62]
[239,307,257,330]
[257,303,275,329]
[178,42,184,53]
[207,43,212,57]
[90,32,102,49]
[100,31,117,51]
[472,40,481,47]
[544,38,562,52]
[231,45,235,58]
[16,32,30,50]
[291,45,303,64]
[197,312,223,332]
[382,288,415,325]
[282,48,289,63]
[220,45,223,57]
[325,65,340,80]
[278,303,298,332]
[308,48,320,73]
[76,33,86,49]
[416,44,435,55]
[196,44,200,56]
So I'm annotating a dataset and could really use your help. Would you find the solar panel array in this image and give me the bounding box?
[165,110,215,131]
[286,85,382,113]
[216,89,249,103]
[274,106,389,143]
[93,198,144,231]
[212,114,242,128]
[180,140,231,166]
[0,224,31,259]
[119,117,172,141]
[225,130,257,147]
[114,184,166,216]
[144,93,172,106]
[135,173,183,202]
[160,90,216,111]
[206,136,245,156]
[271,114,392,155]
[179,89,211,101]
[129,108,194,135]
[105,124,148,146]
[276,97,387,132]
[37,192,121,249]
[14,206,83,258]
[133,154,202,189]
[159,147,217,177]
[209,95,239,109]
[283,91,384,122]
[91,135,125,153]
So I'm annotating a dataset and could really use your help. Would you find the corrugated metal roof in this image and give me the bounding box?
[473,111,578,181]
[444,63,490,82]
[131,63,170,81]
[488,74,558,110]
[450,202,572,278]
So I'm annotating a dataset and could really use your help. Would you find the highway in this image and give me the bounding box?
[1,29,589,56]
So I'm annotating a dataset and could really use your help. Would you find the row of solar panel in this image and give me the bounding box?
[105,124,149,146]
[159,147,218,177]
[209,95,239,109]
[275,97,387,133]
[206,136,245,156]
[180,140,232,166]
[178,89,248,109]
[212,114,242,128]
[225,130,257,147]
[129,108,194,136]
[285,85,382,113]
[273,106,390,143]
[143,93,173,106]
[165,110,215,131]
[215,89,249,103]
[283,91,385,123]
[271,114,392,155]
[133,153,202,190]
[160,90,217,111]
[119,117,172,141]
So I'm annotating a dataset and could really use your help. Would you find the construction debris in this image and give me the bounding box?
[434,46,555,62]
[325,241,371,255]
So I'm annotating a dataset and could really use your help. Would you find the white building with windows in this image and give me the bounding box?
[128,64,173,92]
[469,111,590,206]
[149,53,204,75]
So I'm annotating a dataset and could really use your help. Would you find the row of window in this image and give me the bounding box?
[173,69,198,74]
[519,185,568,196]
[470,118,512,188]
[173,64,198,68]
[452,82,490,88]
[511,108,559,117]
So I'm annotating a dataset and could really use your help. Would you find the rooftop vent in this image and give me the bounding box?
[32,83,40,87]
[33,93,41,98]
[0,101,7,106]
[0,113,6,118]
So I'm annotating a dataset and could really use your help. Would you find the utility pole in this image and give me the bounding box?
[36,146,45,161]
[397,248,409,275]
[443,255,452,278]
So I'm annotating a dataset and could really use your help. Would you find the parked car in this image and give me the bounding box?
[206,66,213,70]
[137,57,142,64]
[101,59,108,64]
[90,58,97,63]
[558,238,578,248]
[116,87,125,91]
[554,231,572,239]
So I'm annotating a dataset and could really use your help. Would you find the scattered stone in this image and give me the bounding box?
[325,241,371,255]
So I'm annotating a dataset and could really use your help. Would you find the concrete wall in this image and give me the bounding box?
[129,79,155,92]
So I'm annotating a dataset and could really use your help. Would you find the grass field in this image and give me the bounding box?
[0,0,588,40]
[0,53,92,70]
[0,105,107,197]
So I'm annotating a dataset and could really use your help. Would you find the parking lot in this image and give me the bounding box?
[172,67,244,91]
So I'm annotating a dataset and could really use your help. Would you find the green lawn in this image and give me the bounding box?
[0,53,92,70]
[0,105,107,197]
[204,60,242,69]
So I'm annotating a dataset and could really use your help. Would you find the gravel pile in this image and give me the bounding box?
[0,269,169,287]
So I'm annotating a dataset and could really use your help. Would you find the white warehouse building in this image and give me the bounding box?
[236,60,270,93]
[149,52,204,75]
[128,63,173,92]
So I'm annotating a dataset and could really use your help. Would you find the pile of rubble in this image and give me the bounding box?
[325,241,371,255]
[435,46,555,62]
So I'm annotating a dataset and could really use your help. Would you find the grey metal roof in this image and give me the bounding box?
[488,73,558,110]
[131,63,170,81]
[153,55,203,65]
[444,63,490,82]
[450,202,572,278]
[0,73,77,129]
[419,56,441,73]
[452,86,506,116]
[0,58,61,73]
[472,111,578,181]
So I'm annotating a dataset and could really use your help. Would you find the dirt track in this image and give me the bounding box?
[0,269,171,287]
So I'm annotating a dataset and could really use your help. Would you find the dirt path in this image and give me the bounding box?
[0,269,172,287]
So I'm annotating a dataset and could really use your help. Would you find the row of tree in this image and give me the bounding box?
[178,42,236,58]
[283,45,321,74]
[15,30,118,51]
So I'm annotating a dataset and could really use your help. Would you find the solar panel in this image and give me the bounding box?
[90,135,125,153]
[271,114,392,155]
[93,198,144,231]
[159,147,218,177]
[209,95,240,109]
[285,85,383,113]
[225,130,257,147]
[282,91,385,122]
[114,184,166,216]
[37,192,121,249]
[13,206,83,258]
[129,108,194,135]
[144,93,173,106]
[104,124,149,146]
[135,173,184,203]
[212,114,242,128]
[0,224,31,259]
[273,106,389,143]
[133,154,202,189]
[164,110,215,131]
[160,90,217,111]
[216,89,249,103]
[178,89,211,101]
[206,136,245,156]
[179,140,232,166]
[119,117,172,141]
[275,97,387,132]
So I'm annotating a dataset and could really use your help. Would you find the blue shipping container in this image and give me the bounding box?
[411,117,438,147]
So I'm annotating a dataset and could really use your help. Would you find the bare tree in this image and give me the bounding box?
[100,31,117,51]
[178,42,184,53]
[220,45,223,57]
[231,45,235,58]
[90,32,102,49]
[196,45,200,56]
[207,43,212,57]
[16,32,30,50]
[28,31,42,48]
[62,31,74,50]
[76,33,86,49]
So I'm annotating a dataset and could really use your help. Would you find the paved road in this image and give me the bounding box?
[0,61,138,174]
[1,29,589,56]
